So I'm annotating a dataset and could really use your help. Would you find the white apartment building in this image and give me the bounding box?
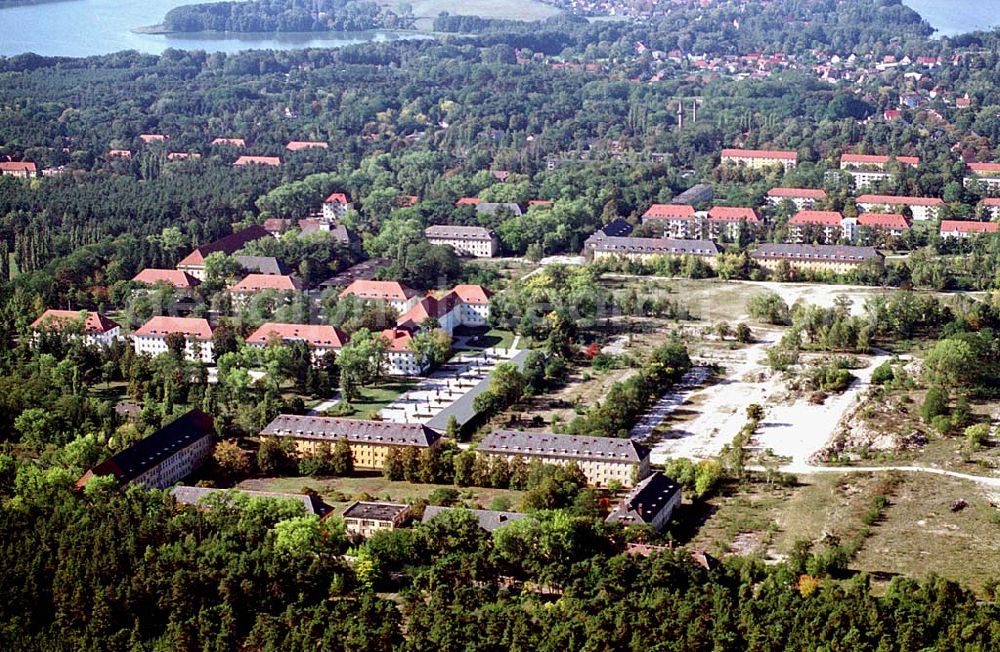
[132,316,215,363]
[30,310,121,349]
[856,195,944,222]
[720,148,798,171]
[424,225,500,258]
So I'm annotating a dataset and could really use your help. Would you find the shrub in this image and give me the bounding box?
[921,386,949,423]
[871,361,895,385]
[965,423,990,449]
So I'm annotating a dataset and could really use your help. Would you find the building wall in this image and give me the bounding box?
[176,264,207,281]
[592,251,718,269]
[426,236,498,258]
[344,513,406,538]
[847,170,891,189]
[651,490,683,532]
[479,451,648,488]
[858,202,939,222]
[723,155,796,171]
[964,176,1000,192]
[322,202,352,222]
[133,334,214,363]
[387,349,427,376]
[767,196,816,210]
[278,438,436,470]
[754,257,870,275]
[32,327,120,349]
[132,435,214,490]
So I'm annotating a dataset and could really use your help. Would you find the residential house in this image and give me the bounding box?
[176,225,271,280]
[131,268,202,293]
[139,134,167,144]
[228,274,303,310]
[259,414,441,470]
[211,137,246,148]
[339,280,420,314]
[856,213,910,240]
[342,501,409,538]
[476,430,651,488]
[839,154,919,189]
[855,195,944,222]
[641,204,698,238]
[720,148,798,171]
[424,225,500,258]
[766,187,826,210]
[233,156,281,167]
[604,472,682,532]
[706,206,759,240]
[322,192,353,221]
[964,163,1000,192]
[380,327,427,376]
[132,316,214,363]
[752,243,884,275]
[30,309,120,348]
[421,506,529,532]
[286,140,328,151]
[940,220,999,239]
[245,322,348,360]
[77,409,214,490]
[590,237,720,267]
[787,210,847,243]
[0,161,38,178]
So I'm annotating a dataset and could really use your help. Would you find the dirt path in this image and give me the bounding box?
[776,464,1000,488]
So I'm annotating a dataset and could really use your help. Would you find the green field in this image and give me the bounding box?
[326,379,417,418]
[380,0,562,30]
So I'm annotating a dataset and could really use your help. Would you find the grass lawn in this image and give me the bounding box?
[453,325,515,350]
[331,380,417,418]
[90,380,130,404]
[239,474,525,514]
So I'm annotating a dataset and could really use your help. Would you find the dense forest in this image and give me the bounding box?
[161,0,392,34]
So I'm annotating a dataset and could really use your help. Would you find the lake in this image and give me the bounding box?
[902,0,998,37]
[0,0,429,57]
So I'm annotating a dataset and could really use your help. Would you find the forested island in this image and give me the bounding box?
[152,0,406,34]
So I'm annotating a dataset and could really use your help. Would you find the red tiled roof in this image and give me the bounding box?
[857,213,910,229]
[721,148,798,161]
[446,284,492,305]
[841,154,919,166]
[211,137,246,147]
[133,316,213,340]
[940,220,998,234]
[31,309,119,334]
[967,163,1000,175]
[981,198,1000,207]
[286,141,328,151]
[767,187,826,199]
[456,197,481,206]
[0,161,37,173]
[643,204,696,219]
[324,192,350,204]
[528,200,552,207]
[856,195,944,206]
[140,134,167,143]
[339,280,418,302]
[132,268,201,288]
[789,210,843,226]
[708,207,759,222]
[177,225,271,268]
[108,149,132,159]
[262,218,291,233]
[397,295,461,329]
[229,274,302,293]
[401,195,419,206]
[246,323,347,348]
[380,328,415,352]
[233,156,281,167]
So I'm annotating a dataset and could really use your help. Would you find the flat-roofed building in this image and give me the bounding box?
[605,472,682,532]
[766,187,826,210]
[940,220,999,239]
[30,309,120,348]
[752,243,883,275]
[424,225,499,258]
[343,501,409,538]
[590,236,720,267]
[246,323,348,359]
[721,148,798,171]
[856,195,944,222]
[259,415,441,470]
[476,430,651,488]
[132,316,214,363]
[77,409,214,490]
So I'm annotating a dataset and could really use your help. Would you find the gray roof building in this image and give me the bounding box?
[752,243,882,263]
[425,349,531,434]
[170,486,323,515]
[422,506,529,532]
[605,472,682,531]
[342,501,409,521]
[591,236,720,257]
[478,430,649,464]
[599,218,635,238]
[425,225,497,241]
[235,255,288,276]
[475,202,523,217]
[260,415,440,448]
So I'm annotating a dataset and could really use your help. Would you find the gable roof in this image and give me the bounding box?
[856,195,944,207]
[752,243,882,262]
[425,225,496,241]
[605,472,682,528]
[79,409,214,487]
[422,506,529,532]
[177,225,271,268]
[841,153,920,166]
[707,206,758,222]
[339,280,418,302]
[966,163,1000,176]
[211,137,246,147]
[132,268,201,288]
[30,309,119,334]
[324,192,350,204]
[721,148,797,161]
[171,486,322,515]
[133,316,213,340]
[767,187,826,199]
[478,430,649,464]
[592,236,720,257]
[397,295,462,330]
[234,255,287,276]
[940,220,999,234]
[643,204,695,219]
[380,327,416,352]
[857,213,910,229]
[455,197,481,206]
[286,141,328,151]
[229,274,302,293]
[246,323,348,348]
[445,284,492,305]
[0,161,37,173]
[260,414,440,448]
[233,155,281,167]
[476,202,523,217]
[789,210,843,226]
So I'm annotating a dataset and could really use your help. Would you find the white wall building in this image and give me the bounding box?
[132,316,215,363]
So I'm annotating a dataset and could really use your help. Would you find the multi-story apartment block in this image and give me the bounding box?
[721,148,798,171]
[380,327,428,376]
[981,198,1000,220]
[424,225,500,258]
[395,284,493,336]
[342,502,409,539]
[939,220,1000,239]
[706,207,759,240]
[964,163,1000,192]
[30,310,120,348]
[321,192,353,220]
[339,280,421,314]
[132,316,215,363]
[77,409,215,490]
[641,204,698,238]
[176,225,271,281]
[855,195,944,222]
[856,213,911,240]
[787,210,847,243]
[476,430,651,488]
[259,415,441,470]
[752,243,884,275]
[245,323,348,360]
[590,236,720,267]
[839,154,919,190]
[766,187,827,210]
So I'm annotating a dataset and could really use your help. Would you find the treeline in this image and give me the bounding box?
[162,0,384,33]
